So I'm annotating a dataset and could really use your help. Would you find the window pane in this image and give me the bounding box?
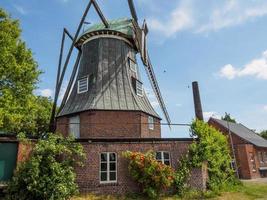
[101,153,107,162]
[101,172,107,181]
[156,152,161,160]
[164,160,170,166]
[110,172,116,181]
[110,163,116,171]
[101,163,107,171]
[69,116,80,138]
[163,152,170,159]
[109,153,116,161]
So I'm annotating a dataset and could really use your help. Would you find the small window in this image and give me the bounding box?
[77,77,88,94]
[148,116,154,130]
[249,152,257,172]
[69,116,80,138]
[258,152,264,163]
[100,152,117,183]
[128,57,137,73]
[136,80,143,96]
[156,151,170,166]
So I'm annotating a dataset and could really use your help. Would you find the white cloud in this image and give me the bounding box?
[264,105,267,112]
[38,89,53,98]
[142,0,267,37]
[147,1,194,37]
[203,111,220,121]
[219,50,267,80]
[13,5,27,15]
[197,0,267,33]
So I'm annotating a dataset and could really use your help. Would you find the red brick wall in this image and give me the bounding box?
[140,112,161,138]
[75,140,207,194]
[17,142,34,163]
[56,110,161,138]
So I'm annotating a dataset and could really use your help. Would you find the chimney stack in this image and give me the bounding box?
[192,81,204,120]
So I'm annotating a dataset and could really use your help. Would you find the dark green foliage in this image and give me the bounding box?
[259,130,267,140]
[189,120,238,191]
[0,8,52,136]
[6,133,85,200]
[221,112,236,123]
[173,154,191,195]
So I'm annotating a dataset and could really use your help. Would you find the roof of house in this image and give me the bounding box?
[210,118,267,148]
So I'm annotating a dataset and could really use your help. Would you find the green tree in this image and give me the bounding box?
[189,120,238,191]
[0,8,52,135]
[221,112,236,123]
[259,130,267,140]
[6,133,85,200]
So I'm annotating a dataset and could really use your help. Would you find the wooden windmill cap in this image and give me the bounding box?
[75,18,137,48]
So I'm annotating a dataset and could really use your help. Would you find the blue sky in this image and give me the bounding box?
[1,0,267,137]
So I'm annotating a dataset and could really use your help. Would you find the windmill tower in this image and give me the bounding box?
[51,0,171,138]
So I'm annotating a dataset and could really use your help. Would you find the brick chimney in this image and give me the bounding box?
[192,81,204,120]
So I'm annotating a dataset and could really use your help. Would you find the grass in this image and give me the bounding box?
[72,182,267,200]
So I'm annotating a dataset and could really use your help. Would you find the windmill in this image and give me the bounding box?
[49,0,171,134]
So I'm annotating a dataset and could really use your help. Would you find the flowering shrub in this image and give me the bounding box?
[123,151,175,199]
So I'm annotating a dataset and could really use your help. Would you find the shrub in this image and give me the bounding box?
[189,120,238,191]
[6,133,85,200]
[123,151,175,199]
[173,154,191,195]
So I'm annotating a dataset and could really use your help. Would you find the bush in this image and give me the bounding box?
[173,154,191,195]
[6,133,85,200]
[189,120,238,191]
[123,151,175,199]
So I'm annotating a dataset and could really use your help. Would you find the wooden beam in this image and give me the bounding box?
[127,0,138,22]
[92,0,109,28]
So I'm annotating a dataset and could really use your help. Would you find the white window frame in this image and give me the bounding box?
[69,115,80,138]
[77,77,88,94]
[99,152,117,184]
[148,116,154,130]
[136,80,143,97]
[156,151,171,166]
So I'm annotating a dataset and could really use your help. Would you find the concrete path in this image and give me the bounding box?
[242,178,267,183]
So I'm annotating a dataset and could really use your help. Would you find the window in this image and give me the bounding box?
[100,152,117,183]
[148,116,154,130]
[156,151,170,166]
[69,116,80,138]
[249,152,257,172]
[77,77,88,94]
[131,77,143,96]
[258,152,264,163]
[128,57,137,73]
[136,80,143,96]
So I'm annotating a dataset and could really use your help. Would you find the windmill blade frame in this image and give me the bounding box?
[50,0,111,132]
[145,54,172,127]
[127,0,138,22]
